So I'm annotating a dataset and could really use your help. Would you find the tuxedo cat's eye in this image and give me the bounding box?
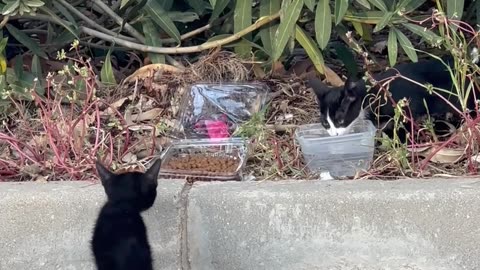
[338,119,345,125]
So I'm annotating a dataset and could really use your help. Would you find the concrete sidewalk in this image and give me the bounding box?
[1,178,480,270]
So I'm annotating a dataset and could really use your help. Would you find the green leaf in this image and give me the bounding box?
[234,0,252,58]
[315,0,332,49]
[100,50,117,86]
[373,11,393,32]
[387,28,398,66]
[207,34,232,42]
[304,0,316,11]
[403,23,443,46]
[31,54,44,90]
[52,0,78,27]
[402,0,426,12]
[186,0,206,15]
[144,0,181,44]
[476,0,480,26]
[2,0,19,15]
[120,0,132,9]
[273,0,304,61]
[396,0,421,12]
[39,6,78,39]
[0,54,7,75]
[334,0,349,25]
[6,67,36,91]
[46,23,54,44]
[210,0,229,22]
[259,0,281,57]
[224,38,268,55]
[167,11,199,23]
[331,43,358,76]
[13,55,24,82]
[31,54,42,80]
[54,28,78,46]
[383,0,396,10]
[0,37,8,52]
[393,28,417,62]
[351,21,373,41]
[355,0,371,9]
[24,0,45,8]
[5,24,48,59]
[446,0,464,20]
[295,25,325,74]
[367,0,388,11]
[143,19,165,64]
[157,0,173,10]
[209,0,216,8]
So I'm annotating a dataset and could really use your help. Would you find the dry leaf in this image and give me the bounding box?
[24,163,42,176]
[34,175,49,182]
[271,61,287,76]
[121,152,137,163]
[127,125,155,131]
[372,40,387,53]
[470,153,480,163]
[130,108,163,122]
[252,63,266,79]
[124,64,182,83]
[429,148,465,164]
[105,95,134,115]
[323,65,344,87]
[279,100,289,112]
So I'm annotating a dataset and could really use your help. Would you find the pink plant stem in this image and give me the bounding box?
[90,102,102,156]
[272,137,283,171]
[0,133,40,165]
[32,91,66,167]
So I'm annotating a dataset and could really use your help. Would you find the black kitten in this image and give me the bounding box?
[91,159,162,270]
[308,55,477,140]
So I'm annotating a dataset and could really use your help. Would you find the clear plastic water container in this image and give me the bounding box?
[295,120,377,178]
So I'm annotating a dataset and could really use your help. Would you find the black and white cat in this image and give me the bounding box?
[91,158,162,270]
[308,55,478,140]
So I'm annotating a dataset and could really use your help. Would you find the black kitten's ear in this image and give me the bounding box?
[144,158,161,183]
[308,78,330,99]
[95,160,114,185]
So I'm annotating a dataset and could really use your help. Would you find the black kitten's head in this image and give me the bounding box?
[308,77,367,136]
[95,159,162,211]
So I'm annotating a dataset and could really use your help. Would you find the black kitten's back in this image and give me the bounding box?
[91,159,162,270]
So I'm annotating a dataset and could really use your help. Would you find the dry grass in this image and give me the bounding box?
[2,40,480,181]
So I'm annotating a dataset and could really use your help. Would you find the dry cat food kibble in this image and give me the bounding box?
[163,154,239,174]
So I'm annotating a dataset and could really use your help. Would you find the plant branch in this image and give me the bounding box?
[80,12,280,54]
[54,0,137,42]
[91,0,145,43]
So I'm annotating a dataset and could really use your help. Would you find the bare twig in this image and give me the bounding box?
[91,0,145,43]
[79,12,281,54]
[54,0,137,42]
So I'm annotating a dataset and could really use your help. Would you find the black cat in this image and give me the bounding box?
[308,55,477,141]
[91,158,162,270]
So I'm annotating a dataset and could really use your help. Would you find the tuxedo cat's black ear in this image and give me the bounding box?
[144,158,161,183]
[307,78,330,99]
[95,160,114,184]
[345,77,359,90]
[344,77,362,99]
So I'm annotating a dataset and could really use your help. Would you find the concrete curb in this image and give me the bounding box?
[1,178,480,269]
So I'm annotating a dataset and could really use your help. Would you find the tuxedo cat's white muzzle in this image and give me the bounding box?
[326,114,348,136]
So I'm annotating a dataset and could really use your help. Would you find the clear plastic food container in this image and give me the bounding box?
[174,83,269,139]
[158,137,248,182]
[295,119,377,178]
